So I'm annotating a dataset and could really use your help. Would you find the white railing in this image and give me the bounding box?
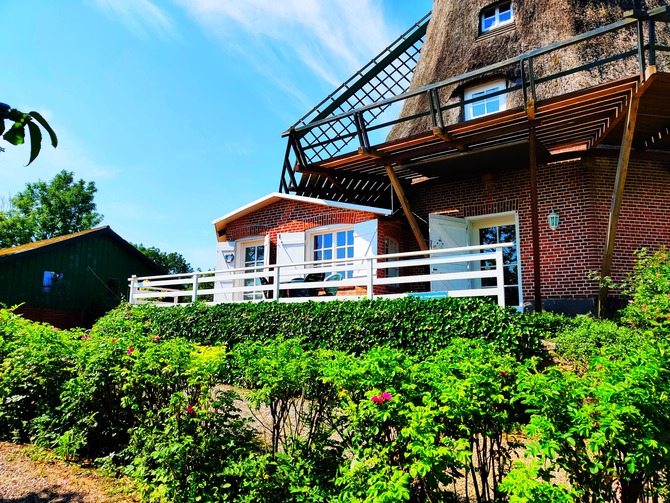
[128,243,512,307]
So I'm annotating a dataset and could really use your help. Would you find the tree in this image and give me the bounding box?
[133,244,193,275]
[1,103,58,165]
[0,170,103,247]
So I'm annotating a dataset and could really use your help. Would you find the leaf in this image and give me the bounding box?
[3,123,25,145]
[26,121,42,166]
[29,111,58,147]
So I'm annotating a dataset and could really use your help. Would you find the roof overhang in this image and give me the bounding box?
[212,192,392,234]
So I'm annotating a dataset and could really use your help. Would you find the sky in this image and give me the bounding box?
[1,0,432,271]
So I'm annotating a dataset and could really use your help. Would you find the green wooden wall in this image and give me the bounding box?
[0,232,161,311]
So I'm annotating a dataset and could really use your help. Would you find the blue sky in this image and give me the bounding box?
[1,0,432,270]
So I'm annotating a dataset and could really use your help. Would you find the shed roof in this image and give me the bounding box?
[0,226,164,274]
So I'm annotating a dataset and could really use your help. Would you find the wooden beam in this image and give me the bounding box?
[385,165,428,251]
[598,89,642,316]
[432,127,466,150]
[357,146,384,159]
[526,99,536,120]
[529,127,542,312]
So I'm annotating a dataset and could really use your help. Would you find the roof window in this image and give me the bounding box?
[481,2,513,33]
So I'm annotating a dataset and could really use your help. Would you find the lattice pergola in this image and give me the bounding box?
[279,12,430,207]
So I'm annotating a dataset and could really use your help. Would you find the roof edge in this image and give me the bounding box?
[212,192,392,227]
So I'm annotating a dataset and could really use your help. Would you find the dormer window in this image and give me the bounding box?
[481,2,513,33]
[464,79,507,120]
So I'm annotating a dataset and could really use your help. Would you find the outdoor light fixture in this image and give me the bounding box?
[548,211,560,230]
[224,253,235,263]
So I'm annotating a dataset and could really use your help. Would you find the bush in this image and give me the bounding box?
[620,247,670,339]
[514,340,670,503]
[0,308,79,443]
[550,315,645,370]
[103,297,545,360]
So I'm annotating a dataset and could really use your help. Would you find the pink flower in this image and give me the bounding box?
[126,347,134,355]
[371,392,393,404]
[112,338,117,343]
[186,404,196,416]
[152,335,160,341]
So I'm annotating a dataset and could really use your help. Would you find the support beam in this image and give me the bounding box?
[385,165,428,251]
[529,127,542,312]
[432,127,467,150]
[598,90,642,316]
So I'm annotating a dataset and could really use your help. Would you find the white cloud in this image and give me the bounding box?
[173,0,391,87]
[93,0,176,39]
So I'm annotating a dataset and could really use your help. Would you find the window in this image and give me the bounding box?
[464,79,507,120]
[242,242,265,301]
[312,227,354,278]
[481,1,513,33]
[42,271,64,295]
[384,237,400,280]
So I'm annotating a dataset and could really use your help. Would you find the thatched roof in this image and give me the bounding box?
[388,0,669,140]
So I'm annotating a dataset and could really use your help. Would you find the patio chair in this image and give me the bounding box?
[324,272,343,296]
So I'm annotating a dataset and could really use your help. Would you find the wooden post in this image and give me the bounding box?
[529,128,542,312]
[599,90,641,316]
[129,275,137,305]
[385,165,429,251]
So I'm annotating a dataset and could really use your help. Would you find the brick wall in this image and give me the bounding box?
[408,155,670,306]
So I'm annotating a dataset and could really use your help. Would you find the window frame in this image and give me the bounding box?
[235,236,267,301]
[463,79,507,120]
[467,212,522,309]
[307,224,355,277]
[480,1,514,34]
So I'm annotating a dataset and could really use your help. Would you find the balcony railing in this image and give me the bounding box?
[128,243,512,307]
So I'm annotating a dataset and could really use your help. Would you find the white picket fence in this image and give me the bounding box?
[128,243,512,307]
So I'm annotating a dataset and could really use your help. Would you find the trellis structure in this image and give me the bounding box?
[279,12,430,207]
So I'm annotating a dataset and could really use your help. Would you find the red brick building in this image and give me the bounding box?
[213,3,670,314]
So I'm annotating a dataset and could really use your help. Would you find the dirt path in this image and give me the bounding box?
[0,442,138,503]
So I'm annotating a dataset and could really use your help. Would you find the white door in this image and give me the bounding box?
[428,214,471,292]
[469,213,521,308]
[239,239,266,301]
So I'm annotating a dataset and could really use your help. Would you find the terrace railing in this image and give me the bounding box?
[128,243,512,308]
[279,6,670,199]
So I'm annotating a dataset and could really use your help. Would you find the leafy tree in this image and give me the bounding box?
[0,102,57,165]
[0,170,103,247]
[133,244,193,275]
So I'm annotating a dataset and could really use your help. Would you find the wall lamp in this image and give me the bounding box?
[547,210,560,231]
[223,253,235,263]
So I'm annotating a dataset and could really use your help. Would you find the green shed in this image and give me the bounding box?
[0,226,164,328]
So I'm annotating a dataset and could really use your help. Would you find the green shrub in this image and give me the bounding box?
[551,315,645,369]
[0,308,79,443]
[620,247,670,339]
[104,297,545,360]
[516,341,670,503]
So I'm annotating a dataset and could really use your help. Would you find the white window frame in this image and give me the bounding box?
[464,79,507,120]
[307,224,355,277]
[481,1,514,33]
